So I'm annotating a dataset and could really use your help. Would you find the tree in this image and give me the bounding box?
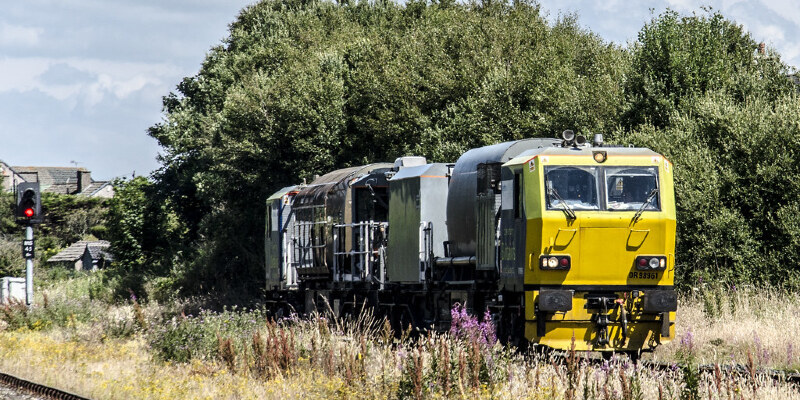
[147,0,627,294]
[621,10,800,287]
[623,9,794,128]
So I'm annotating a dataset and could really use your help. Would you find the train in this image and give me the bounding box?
[264,131,677,355]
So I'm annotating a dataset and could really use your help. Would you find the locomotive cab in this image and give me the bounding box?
[503,143,677,353]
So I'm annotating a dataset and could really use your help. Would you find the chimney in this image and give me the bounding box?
[77,170,92,194]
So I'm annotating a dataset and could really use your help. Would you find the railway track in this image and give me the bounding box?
[555,351,800,389]
[646,360,800,387]
[0,351,795,399]
[0,372,90,400]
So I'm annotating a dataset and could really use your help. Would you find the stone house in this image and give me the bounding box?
[47,240,114,271]
[0,162,113,198]
[0,161,27,192]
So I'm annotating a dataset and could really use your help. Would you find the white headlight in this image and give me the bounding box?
[649,257,660,269]
[548,257,558,268]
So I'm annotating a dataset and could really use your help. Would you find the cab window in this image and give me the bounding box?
[544,166,599,210]
[605,167,660,211]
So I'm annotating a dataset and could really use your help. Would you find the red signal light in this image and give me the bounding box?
[560,258,569,267]
[24,208,34,218]
[638,258,648,267]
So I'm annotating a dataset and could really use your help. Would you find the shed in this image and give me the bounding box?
[47,240,113,271]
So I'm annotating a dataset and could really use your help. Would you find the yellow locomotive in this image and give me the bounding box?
[265,131,677,355]
[508,133,676,352]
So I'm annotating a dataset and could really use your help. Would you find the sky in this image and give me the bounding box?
[0,0,798,181]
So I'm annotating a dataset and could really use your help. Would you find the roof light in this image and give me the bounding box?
[593,151,607,163]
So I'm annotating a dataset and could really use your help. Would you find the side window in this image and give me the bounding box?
[271,204,279,232]
[513,172,522,219]
[267,205,272,238]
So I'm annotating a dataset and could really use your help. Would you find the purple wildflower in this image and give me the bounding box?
[449,303,497,346]
[680,328,695,353]
[753,331,770,365]
[396,349,407,370]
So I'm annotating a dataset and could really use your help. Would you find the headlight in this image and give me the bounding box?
[635,255,667,271]
[540,255,571,270]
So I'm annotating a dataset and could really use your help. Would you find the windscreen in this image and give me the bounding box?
[544,166,599,210]
[605,167,660,211]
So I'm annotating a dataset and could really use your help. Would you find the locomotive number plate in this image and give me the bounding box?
[628,271,659,280]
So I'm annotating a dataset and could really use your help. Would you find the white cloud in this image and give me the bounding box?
[749,23,786,43]
[757,0,800,27]
[664,0,696,12]
[0,57,181,109]
[0,23,42,46]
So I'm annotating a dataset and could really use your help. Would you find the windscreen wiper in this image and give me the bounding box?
[633,188,659,222]
[548,188,577,220]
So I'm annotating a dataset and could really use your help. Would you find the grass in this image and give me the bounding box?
[0,274,798,399]
[654,284,800,371]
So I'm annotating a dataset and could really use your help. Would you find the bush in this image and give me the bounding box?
[620,9,799,288]
[145,0,629,296]
[148,307,267,362]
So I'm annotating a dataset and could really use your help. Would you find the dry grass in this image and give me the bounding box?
[653,285,800,370]
[0,278,797,399]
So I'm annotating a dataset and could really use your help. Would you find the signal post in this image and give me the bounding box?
[16,182,41,306]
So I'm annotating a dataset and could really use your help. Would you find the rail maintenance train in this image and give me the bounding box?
[264,131,677,355]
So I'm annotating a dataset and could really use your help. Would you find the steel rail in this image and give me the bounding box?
[543,350,800,387]
[0,372,91,400]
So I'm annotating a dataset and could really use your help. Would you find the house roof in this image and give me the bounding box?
[86,243,114,261]
[78,181,113,198]
[12,166,87,194]
[9,165,111,197]
[47,240,112,263]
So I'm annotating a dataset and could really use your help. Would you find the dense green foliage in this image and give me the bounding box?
[146,0,628,294]
[0,189,107,277]
[109,1,800,294]
[620,11,800,286]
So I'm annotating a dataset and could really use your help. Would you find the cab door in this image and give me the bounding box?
[499,166,526,291]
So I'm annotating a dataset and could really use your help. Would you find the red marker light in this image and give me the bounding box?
[560,258,569,267]
[638,258,647,267]
[24,208,34,218]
